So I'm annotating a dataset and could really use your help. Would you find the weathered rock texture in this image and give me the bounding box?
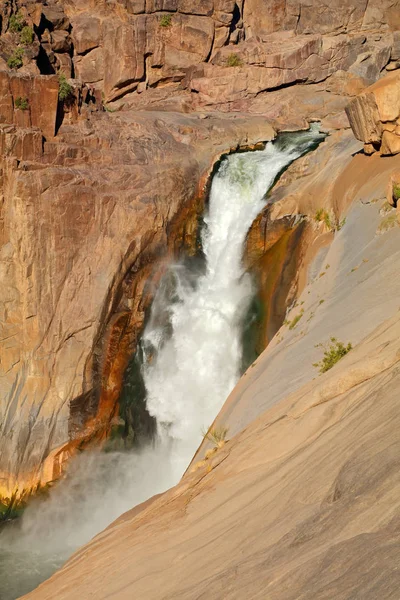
[346,70,400,155]
[0,108,274,500]
[22,145,400,599]
[0,0,400,499]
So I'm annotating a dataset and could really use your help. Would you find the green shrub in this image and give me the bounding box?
[289,309,304,330]
[9,12,25,33]
[314,208,324,221]
[15,96,29,110]
[226,53,243,67]
[20,25,34,45]
[7,47,24,69]
[313,337,352,373]
[58,73,74,101]
[393,183,400,202]
[159,14,172,27]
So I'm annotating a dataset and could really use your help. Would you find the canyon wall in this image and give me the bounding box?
[22,108,400,600]
[0,0,400,500]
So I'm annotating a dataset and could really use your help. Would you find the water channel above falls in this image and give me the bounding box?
[0,125,325,600]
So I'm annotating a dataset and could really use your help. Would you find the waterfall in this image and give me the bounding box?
[0,125,325,600]
[141,124,325,479]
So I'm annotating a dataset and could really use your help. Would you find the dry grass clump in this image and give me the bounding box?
[204,425,228,446]
[191,426,229,473]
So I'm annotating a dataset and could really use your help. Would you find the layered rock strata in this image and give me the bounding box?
[0,0,400,498]
[0,106,274,501]
[22,142,400,600]
[346,70,400,155]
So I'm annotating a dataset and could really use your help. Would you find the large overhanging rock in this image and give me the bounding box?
[346,71,400,155]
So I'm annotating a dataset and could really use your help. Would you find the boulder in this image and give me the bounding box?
[0,71,59,140]
[71,14,102,55]
[42,4,70,31]
[74,48,105,84]
[346,71,400,154]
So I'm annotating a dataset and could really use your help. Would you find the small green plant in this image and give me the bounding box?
[20,25,34,45]
[319,299,325,305]
[393,183,400,202]
[7,47,24,69]
[58,73,74,102]
[203,425,229,446]
[9,12,25,33]
[337,217,346,230]
[159,14,172,27]
[313,337,353,373]
[226,53,243,67]
[323,211,332,230]
[15,96,29,110]
[314,208,337,231]
[289,309,304,330]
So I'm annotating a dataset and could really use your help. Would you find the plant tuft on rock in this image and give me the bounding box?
[203,425,228,446]
[15,96,29,110]
[9,12,25,33]
[289,309,304,330]
[20,26,34,45]
[159,14,172,27]
[226,53,243,67]
[58,73,74,102]
[313,337,352,373]
[7,47,24,69]
[378,213,399,233]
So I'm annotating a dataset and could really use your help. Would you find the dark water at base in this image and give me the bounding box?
[0,547,66,600]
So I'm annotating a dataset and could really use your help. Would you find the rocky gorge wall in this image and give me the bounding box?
[0,0,400,502]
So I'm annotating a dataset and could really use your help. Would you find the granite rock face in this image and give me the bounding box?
[0,106,274,500]
[0,0,399,499]
[346,71,400,155]
[22,142,400,599]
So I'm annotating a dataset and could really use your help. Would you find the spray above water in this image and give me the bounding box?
[142,124,325,477]
[0,125,325,600]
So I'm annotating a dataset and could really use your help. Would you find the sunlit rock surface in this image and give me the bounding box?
[0,0,400,499]
[22,139,400,599]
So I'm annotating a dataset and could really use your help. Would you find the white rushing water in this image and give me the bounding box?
[0,126,324,600]
[141,124,325,477]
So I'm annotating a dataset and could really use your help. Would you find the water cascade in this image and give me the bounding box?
[0,125,325,600]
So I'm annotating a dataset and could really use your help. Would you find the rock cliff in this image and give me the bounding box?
[0,0,400,503]
[22,133,400,599]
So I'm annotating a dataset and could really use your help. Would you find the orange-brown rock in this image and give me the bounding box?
[346,71,400,154]
[22,143,400,600]
[0,0,400,505]
[0,71,58,140]
[0,109,275,501]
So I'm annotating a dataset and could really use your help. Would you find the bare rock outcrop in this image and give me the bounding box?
[0,107,274,501]
[21,141,400,599]
[346,70,400,154]
[0,0,400,501]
